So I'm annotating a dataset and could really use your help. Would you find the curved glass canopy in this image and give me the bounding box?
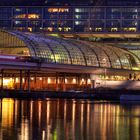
[0,30,140,70]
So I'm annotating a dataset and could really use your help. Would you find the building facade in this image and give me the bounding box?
[0,6,140,33]
[1,30,140,91]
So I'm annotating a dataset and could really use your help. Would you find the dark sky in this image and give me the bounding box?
[0,0,139,6]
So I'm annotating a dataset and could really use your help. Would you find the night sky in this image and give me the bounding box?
[0,0,139,6]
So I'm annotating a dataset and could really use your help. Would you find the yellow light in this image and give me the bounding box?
[95,28,102,31]
[48,78,51,84]
[132,67,140,70]
[15,78,19,83]
[81,78,85,83]
[48,8,69,13]
[87,79,91,84]
[65,78,68,84]
[72,78,76,84]
[2,99,14,127]
[15,14,40,19]
[28,14,39,19]
[49,34,60,37]
[47,27,53,32]
[124,27,137,32]
[22,78,25,83]
[3,79,10,86]
[54,54,61,62]
[31,77,34,80]
[58,27,62,31]
[3,78,14,89]
[28,27,32,32]
[111,28,118,32]
[39,77,42,80]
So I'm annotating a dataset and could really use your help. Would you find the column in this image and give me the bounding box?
[0,69,3,90]
[19,70,23,91]
[56,73,59,91]
[63,73,66,92]
[34,73,37,90]
[27,70,30,92]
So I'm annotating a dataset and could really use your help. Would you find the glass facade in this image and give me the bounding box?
[1,30,139,70]
[0,6,140,33]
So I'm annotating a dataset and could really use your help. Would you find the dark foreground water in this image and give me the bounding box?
[0,99,139,140]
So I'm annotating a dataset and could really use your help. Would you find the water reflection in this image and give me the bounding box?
[0,99,139,140]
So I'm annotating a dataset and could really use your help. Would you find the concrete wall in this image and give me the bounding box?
[94,80,140,89]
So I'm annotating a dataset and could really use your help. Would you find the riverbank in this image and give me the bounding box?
[0,89,95,99]
[1,89,140,100]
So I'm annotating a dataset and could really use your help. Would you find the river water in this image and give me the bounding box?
[0,98,139,140]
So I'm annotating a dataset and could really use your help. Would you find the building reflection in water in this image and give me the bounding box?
[0,99,139,140]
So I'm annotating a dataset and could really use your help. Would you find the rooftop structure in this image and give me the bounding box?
[0,30,139,71]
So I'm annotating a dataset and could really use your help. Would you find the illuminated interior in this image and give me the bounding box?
[0,30,140,70]
[14,14,40,19]
[48,8,69,13]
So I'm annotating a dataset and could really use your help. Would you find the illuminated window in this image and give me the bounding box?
[28,14,40,19]
[27,27,32,32]
[75,15,81,19]
[87,79,91,84]
[95,28,102,32]
[14,14,40,19]
[124,27,137,32]
[58,27,62,31]
[15,8,22,12]
[75,21,81,25]
[15,21,21,25]
[48,8,69,13]
[89,27,92,31]
[75,8,80,13]
[134,9,138,12]
[72,78,76,84]
[48,78,51,84]
[64,27,71,32]
[111,28,118,32]
[48,27,53,32]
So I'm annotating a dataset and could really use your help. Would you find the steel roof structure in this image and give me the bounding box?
[0,30,140,71]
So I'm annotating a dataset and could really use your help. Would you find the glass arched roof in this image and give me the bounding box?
[0,30,140,71]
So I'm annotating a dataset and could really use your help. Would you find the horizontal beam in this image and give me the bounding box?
[0,60,138,76]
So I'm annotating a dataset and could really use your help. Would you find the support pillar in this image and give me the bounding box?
[77,75,80,90]
[34,73,37,90]
[19,70,23,91]
[1,69,3,90]
[63,73,66,92]
[45,76,48,90]
[27,70,30,92]
[56,73,59,91]
[86,74,88,89]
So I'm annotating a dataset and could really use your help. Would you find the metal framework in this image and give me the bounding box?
[0,30,140,71]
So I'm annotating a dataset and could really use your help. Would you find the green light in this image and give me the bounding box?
[132,67,140,70]
[52,130,57,140]
[49,34,60,37]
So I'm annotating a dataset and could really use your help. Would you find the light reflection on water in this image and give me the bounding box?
[0,99,139,140]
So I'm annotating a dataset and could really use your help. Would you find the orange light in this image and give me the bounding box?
[87,79,91,84]
[48,78,51,84]
[65,78,68,84]
[48,8,69,13]
[72,78,76,84]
